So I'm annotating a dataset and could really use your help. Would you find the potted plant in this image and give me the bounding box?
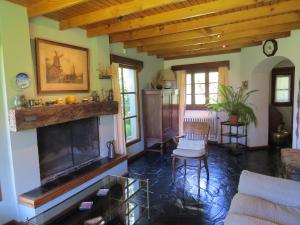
[207,85,257,125]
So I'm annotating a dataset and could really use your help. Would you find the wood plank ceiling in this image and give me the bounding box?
[9,0,300,60]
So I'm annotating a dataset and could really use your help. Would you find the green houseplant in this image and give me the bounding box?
[207,85,257,125]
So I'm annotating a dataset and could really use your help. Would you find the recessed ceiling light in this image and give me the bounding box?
[222,44,227,48]
[217,34,222,38]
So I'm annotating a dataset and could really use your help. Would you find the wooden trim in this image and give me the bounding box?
[110,54,143,72]
[18,154,128,208]
[271,67,295,107]
[35,38,90,94]
[248,146,270,151]
[171,61,230,71]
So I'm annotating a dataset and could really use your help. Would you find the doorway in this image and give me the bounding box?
[269,60,295,147]
[250,56,296,148]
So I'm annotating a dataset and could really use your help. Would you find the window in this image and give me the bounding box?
[186,70,219,109]
[271,67,294,106]
[119,65,141,145]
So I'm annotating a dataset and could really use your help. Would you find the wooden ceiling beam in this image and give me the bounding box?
[139,22,300,53]
[110,0,300,43]
[162,49,242,60]
[149,32,290,56]
[124,12,300,48]
[158,42,263,59]
[60,0,186,30]
[87,0,259,36]
[27,0,89,17]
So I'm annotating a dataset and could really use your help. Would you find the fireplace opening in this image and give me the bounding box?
[37,117,101,184]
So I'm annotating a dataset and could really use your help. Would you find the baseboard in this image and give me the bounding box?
[128,150,146,163]
[248,145,270,151]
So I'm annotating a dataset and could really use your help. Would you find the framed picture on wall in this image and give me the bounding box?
[35,38,90,93]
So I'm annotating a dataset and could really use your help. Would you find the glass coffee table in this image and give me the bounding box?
[27,176,149,225]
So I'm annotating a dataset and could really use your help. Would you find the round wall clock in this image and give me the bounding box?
[263,39,278,57]
[16,73,31,89]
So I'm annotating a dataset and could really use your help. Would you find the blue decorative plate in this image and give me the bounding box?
[16,73,31,89]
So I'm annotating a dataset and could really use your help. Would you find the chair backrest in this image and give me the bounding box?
[183,121,210,142]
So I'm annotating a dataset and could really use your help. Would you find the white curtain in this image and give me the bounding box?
[176,70,186,136]
[111,63,127,155]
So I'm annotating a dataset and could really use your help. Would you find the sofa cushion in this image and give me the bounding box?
[224,214,278,225]
[238,170,300,207]
[228,193,300,225]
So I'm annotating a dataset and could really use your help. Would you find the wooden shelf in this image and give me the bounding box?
[18,154,128,208]
[9,101,118,132]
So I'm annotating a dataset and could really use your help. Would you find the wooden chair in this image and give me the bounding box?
[172,122,210,185]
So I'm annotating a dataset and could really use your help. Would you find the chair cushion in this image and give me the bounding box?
[173,148,205,158]
[177,139,205,150]
[227,193,300,225]
[224,214,278,225]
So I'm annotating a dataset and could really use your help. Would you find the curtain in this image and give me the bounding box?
[218,66,229,98]
[111,63,127,155]
[176,70,186,136]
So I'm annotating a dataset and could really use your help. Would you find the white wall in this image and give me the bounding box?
[164,29,300,148]
[0,2,126,222]
[110,43,164,156]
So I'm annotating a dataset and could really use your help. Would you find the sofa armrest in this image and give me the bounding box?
[238,170,300,207]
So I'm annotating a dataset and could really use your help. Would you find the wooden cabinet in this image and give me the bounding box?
[143,89,179,154]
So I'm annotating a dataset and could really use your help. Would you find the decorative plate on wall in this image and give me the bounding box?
[16,73,31,89]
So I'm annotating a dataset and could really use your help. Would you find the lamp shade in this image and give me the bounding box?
[160,69,176,81]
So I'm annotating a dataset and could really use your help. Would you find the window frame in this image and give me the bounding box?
[118,64,141,147]
[186,69,219,110]
[271,67,295,107]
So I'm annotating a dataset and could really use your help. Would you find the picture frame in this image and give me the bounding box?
[35,38,90,93]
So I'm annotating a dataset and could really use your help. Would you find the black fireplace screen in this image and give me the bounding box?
[37,117,100,183]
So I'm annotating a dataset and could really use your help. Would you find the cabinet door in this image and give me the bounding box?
[171,92,179,136]
[143,92,162,140]
[162,93,171,134]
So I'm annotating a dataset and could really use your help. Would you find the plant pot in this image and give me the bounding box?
[229,115,239,124]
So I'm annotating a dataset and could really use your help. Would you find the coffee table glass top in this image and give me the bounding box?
[27,176,149,225]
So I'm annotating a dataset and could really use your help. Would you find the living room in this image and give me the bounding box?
[0,0,300,224]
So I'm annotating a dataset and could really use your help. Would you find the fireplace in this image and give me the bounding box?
[37,117,101,184]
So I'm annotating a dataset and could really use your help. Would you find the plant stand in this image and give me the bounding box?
[220,121,248,155]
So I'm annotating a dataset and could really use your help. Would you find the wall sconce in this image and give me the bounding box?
[242,80,248,89]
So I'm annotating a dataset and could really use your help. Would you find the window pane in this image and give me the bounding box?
[186,95,192,105]
[209,72,219,83]
[124,94,137,117]
[123,68,136,92]
[275,90,290,103]
[195,73,205,83]
[195,84,205,94]
[276,76,290,90]
[195,94,206,104]
[186,74,192,85]
[186,84,192,94]
[125,117,139,142]
[209,94,218,103]
[209,83,218,94]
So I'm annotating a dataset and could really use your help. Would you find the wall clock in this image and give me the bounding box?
[263,39,278,57]
[16,73,31,89]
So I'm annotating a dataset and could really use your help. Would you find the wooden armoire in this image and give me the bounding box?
[143,89,179,154]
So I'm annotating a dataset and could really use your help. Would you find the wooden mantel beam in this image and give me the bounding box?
[124,12,300,48]
[60,0,186,30]
[87,0,258,36]
[27,0,89,17]
[110,0,300,43]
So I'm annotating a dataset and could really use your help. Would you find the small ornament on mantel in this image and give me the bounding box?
[98,64,113,79]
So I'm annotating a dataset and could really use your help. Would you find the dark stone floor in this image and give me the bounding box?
[128,145,282,225]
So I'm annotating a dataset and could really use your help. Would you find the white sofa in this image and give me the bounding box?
[224,170,300,225]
